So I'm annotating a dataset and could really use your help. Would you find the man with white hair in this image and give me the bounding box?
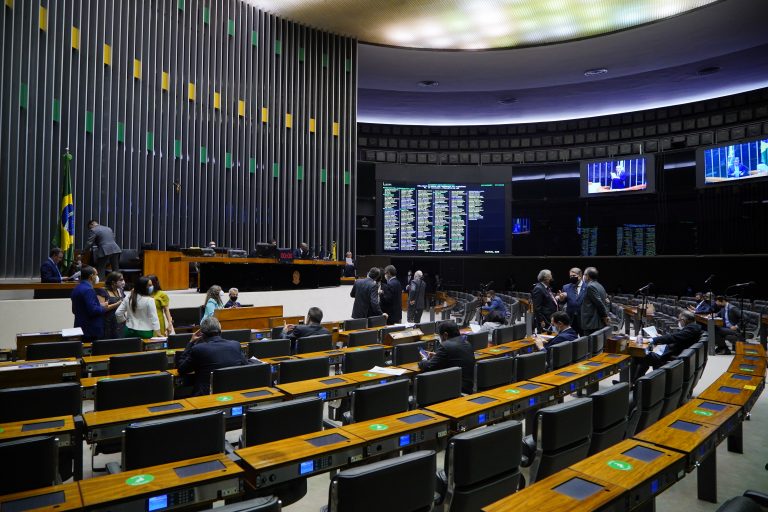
[408,270,427,323]
[532,269,559,331]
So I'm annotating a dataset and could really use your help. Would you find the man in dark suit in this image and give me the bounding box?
[294,242,311,259]
[418,320,475,394]
[87,220,122,278]
[350,267,384,319]
[580,266,610,335]
[41,247,74,283]
[70,266,118,342]
[560,267,585,334]
[281,307,331,343]
[407,270,427,323]
[532,269,559,331]
[176,316,249,396]
[632,311,702,381]
[714,295,742,355]
[534,311,579,352]
[688,292,713,315]
[380,265,403,325]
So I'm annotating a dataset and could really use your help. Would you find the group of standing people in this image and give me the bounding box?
[349,266,427,324]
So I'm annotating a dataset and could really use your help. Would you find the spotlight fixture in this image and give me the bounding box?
[583,68,608,77]
[417,80,439,87]
[697,65,721,76]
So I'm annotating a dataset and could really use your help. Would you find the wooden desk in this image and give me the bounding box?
[496,338,538,355]
[235,428,366,490]
[383,328,424,346]
[0,358,82,388]
[185,387,284,424]
[143,250,189,290]
[481,380,558,419]
[214,306,284,330]
[0,415,76,445]
[15,331,84,360]
[82,350,170,375]
[80,371,165,400]
[531,359,616,398]
[425,391,520,432]
[0,482,82,511]
[79,454,244,511]
[728,354,766,377]
[0,281,104,300]
[83,399,195,442]
[483,468,626,512]
[570,439,686,510]
[735,341,766,358]
[695,314,723,355]
[339,409,449,457]
[275,375,358,401]
[589,352,632,382]
[293,344,387,366]
[696,372,764,414]
[341,368,413,384]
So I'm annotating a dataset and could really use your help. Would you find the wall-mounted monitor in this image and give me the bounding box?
[580,155,655,197]
[696,137,768,188]
[380,181,507,254]
[511,218,531,235]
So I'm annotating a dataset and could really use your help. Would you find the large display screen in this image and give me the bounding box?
[616,224,656,256]
[696,137,768,187]
[580,155,655,197]
[381,182,506,254]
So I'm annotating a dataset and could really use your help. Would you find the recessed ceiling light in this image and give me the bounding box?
[697,65,721,76]
[584,68,608,77]
[417,80,439,87]
[498,97,518,105]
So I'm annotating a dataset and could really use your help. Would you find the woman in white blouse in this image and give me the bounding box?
[116,276,161,339]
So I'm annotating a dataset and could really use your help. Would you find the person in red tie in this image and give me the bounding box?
[532,269,559,331]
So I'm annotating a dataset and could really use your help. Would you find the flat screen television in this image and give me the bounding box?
[580,155,655,197]
[696,137,768,187]
[511,217,531,235]
[380,181,507,254]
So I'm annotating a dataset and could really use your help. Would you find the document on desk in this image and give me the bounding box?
[642,326,659,338]
[652,344,667,356]
[61,327,84,337]
[369,366,408,376]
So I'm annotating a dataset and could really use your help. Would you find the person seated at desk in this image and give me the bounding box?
[282,307,331,344]
[714,295,742,355]
[687,291,713,315]
[201,285,224,322]
[224,288,241,308]
[727,156,749,178]
[342,251,356,277]
[631,311,701,382]
[481,290,508,319]
[533,312,579,352]
[41,247,74,283]
[294,242,311,259]
[478,310,505,342]
[418,320,475,395]
[176,317,249,396]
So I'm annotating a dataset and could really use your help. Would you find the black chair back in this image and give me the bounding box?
[0,382,81,422]
[295,334,333,354]
[691,342,707,389]
[270,326,285,340]
[380,325,406,341]
[342,318,368,331]
[0,436,58,495]
[167,333,193,349]
[572,336,590,362]
[248,339,291,359]
[342,347,386,373]
[548,341,573,370]
[346,330,380,347]
[474,358,515,392]
[277,357,329,384]
[588,382,629,455]
[491,325,517,345]
[222,329,252,343]
[26,341,83,360]
[367,315,387,328]
[242,397,323,446]
[674,348,697,405]
[95,373,174,411]
[91,337,143,356]
[347,380,410,424]
[511,322,527,342]
[416,322,436,335]
[392,341,425,365]
[530,398,593,483]
[515,351,547,381]
[414,367,462,407]
[211,364,272,393]
[109,351,168,374]
[465,331,489,350]
[171,307,201,328]
[443,421,523,511]
[627,368,667,436]
[659,360,684,418]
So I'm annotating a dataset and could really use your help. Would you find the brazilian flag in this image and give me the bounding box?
[53,150,75,269]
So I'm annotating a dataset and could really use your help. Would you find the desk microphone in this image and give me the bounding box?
[728,281,756,289]
[704,274,715,285]
[635,282,654,295]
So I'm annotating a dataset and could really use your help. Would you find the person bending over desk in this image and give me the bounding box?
[41,247,74,283]
[631,310,701,382]
[418,320,475,395]
[481,290,508,319]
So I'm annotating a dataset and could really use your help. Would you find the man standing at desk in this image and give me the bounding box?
[41,247,74,283]
[350,267,384,319]
[380,265,403,325]
[87,219,122,278]
[418,321,475,394]
[408,270,427,323]
[580,267,610,336]
[71,266,120,342]
[532,269,559,331]
[176,316,249,396]
[632,311,701,381]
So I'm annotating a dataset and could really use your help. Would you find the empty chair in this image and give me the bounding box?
[659,360,684,418]
[588,382,629,455]
[492,325,517,345]
[0,436,59,495]
[121,411,225,471]
[691,342,707,390]
[367,315,387,328]
[211,363,272,393]
[465,331,489,350]
[524,398,593,484]
[277,357,329,384]
[627,368,667,436]
[171,307,202,329]
[437,421,523,511]
[109,351,168,374]
[588,331,604,356]
[343,379,410,425]
[548,341,573,370]
[342,346,386,373]
[416,321,436,335]
[295,334,333,354]
[515,351,547,381]
[242,397,324,447]
[95,373,174,411]
[392,341,425,366]
[249,339,291,359]
[571,336,590,362]
[167,332,193,350]
[474,357,515,392]
[270,326,285,340]
[327,450,436,512]
[222,329,252,343]
[674,348,697,405]
[346,330,380,347]
[91,337,142,356]
[413,367,462,408]
[342,318,368,331]
[511,322,527,342]
[26,341,83,360]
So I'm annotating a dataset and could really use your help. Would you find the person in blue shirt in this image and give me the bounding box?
[481,290,508,319]
[727,156,749,178]
[201,285,224,322]
[41,248,74,283]
[534,311,579,352]
[70,265,121,342]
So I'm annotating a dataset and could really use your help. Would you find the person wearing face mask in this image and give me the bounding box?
[116,276,161,339]
[71,266,121,342]
[631,310,701,382]
[224,288,241,308]
[147,274,174,336]
[532,269,559,331]
[534,312,579,352]
[418,320,475,394]
[97,271,127,339]
[560,267,586,334]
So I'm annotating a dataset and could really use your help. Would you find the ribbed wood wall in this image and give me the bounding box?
[0,0,357,277]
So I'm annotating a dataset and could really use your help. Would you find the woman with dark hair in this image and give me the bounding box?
[147,274,174,336]
[97,271,126,339]
[201,285,224,322]
[116,276,160,338]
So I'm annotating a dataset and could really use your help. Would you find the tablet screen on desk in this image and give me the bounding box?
[669,420,702,433]
[468,396,498,405]
[552,477,604,500]
[320,377,346,385]
[397,413,433,424]
[174,459,225,478]
[2,491,66,512]
[717,386,742,394]
[557,371,577,377]
[584,361,603,367]
[241,390,272,398]
[517,383,541,391]
[21,419,65,431]
[622,445,664,462]
[148,403,185,413]
[729,374,751,381]
[148,495,168,511]
[306,433,348,447]
[698,401,727,411]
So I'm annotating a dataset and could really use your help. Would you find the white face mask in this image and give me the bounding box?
[94,275,100,284]
[678,321,685,329]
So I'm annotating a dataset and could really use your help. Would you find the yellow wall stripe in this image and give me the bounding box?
[188,83,196,101]
[103,44,112,66]
[133,59,142,79]
[213,92,221,109]
[238,100,246,117]
[5,0,14,9]
[285,113,292,128]
[309,118,316,133]
[161,71,170,91]
[39,6,47,31]
[71,27,80,50]
[333,122,340,136]
[261,107,268,123]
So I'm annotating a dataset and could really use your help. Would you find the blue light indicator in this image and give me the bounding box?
[570,383,576,391]
[399,434,411,446]
[148,495,168,511]
[299,460,314,475]
[529,398,535,406]
[478,413,487,423]
[231,406,243,416]
[380,379,388,384]
[597,371,603,379]
[650,479,659,493]
[318,392,327,400]
[256,333,263,339]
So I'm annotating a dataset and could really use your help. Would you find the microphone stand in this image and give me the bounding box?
[638,289,648,335]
